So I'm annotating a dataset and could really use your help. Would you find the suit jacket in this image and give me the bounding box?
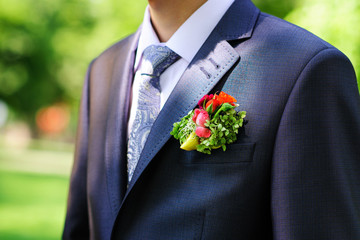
[63,0,360,239]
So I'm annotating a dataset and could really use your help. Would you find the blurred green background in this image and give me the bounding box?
[0,0,359,239]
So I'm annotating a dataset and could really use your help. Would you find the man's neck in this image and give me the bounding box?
[148,0,207,42]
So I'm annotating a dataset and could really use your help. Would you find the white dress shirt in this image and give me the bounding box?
[128,0,234,135]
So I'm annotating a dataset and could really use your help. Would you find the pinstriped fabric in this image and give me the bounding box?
[127,45,180,183]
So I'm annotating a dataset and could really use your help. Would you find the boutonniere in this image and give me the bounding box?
[170,91,246,154]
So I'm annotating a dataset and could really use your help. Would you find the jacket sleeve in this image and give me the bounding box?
[63,61,94,239]
[271,47,360,239]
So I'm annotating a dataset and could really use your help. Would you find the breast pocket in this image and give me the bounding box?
[179,142,256,165]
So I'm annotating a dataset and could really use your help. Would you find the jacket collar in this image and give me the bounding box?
[126,0,260,193]
[105,0,260,227]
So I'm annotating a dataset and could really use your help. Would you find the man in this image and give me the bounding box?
[63,0,360,239]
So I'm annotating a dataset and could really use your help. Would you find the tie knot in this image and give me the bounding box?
[142,45,180,77]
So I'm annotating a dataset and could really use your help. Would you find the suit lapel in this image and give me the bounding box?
[125,0,260,194]
[127,38,240,191]
[111,0,260,212]
[104,29,140,214]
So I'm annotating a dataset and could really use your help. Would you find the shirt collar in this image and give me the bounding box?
[134,7,160,71]
[134,0,235,71]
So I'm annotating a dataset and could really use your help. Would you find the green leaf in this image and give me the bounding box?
[239,111,246,118]
[170,110,196,144]
[213,103,235,119]
[173,100,246,155]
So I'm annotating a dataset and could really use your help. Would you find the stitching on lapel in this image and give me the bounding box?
[126,40,238,192]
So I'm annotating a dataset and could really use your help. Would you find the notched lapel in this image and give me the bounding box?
[127,0,261,191]
[127,39,240,191]
[114,0,261,221]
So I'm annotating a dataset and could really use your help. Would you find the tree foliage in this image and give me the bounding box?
[0,0,146,132]
[285,0,360,86]
[0,0,358,135]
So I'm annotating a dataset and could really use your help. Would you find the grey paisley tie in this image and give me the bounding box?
[127,45,180,183]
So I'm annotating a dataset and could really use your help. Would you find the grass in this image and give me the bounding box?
[0,142,73,240]
[0,170,69,240]
[0,147,73,176]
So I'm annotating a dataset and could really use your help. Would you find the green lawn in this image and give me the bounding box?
[0,143,73,240]
[0,170,69,240]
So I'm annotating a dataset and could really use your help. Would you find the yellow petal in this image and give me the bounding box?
[180,131,199,151]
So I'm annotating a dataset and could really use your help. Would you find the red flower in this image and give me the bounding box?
[196,110,209,127]
[192,109,201,123]
[192,91,237,139]
[216,91,237,104]
[192,109,209,127]
[195,126,211,138]
[205,99,221,113]
[192,109,211,138]
[198,94,214,109]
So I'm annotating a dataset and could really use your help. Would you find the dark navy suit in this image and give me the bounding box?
[63,0,360,239]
